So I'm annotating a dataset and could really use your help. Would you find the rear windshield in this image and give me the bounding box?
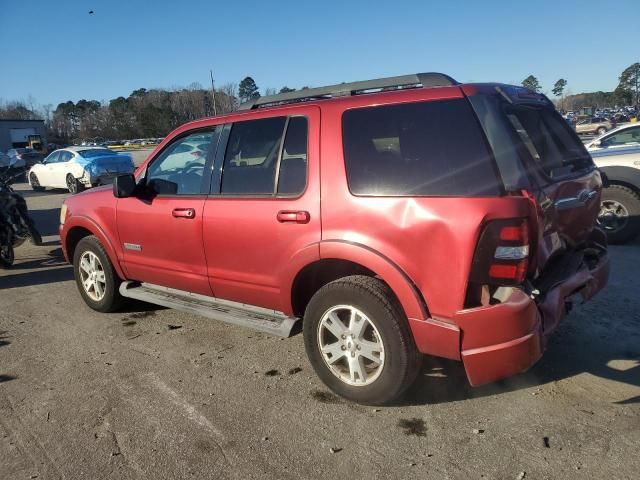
[342,98,501,196]
[503,105,593,179]
[77,149,114,158]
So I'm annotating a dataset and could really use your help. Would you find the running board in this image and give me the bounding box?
[119,282,299,337]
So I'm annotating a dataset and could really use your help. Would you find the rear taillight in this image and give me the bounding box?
[470,219,530,286]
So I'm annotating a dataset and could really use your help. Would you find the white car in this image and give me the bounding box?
[587,123,640,243]
[28,147,135,194]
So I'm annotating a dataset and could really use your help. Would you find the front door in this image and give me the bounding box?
[203,108,321,312]
[116,128,220,296]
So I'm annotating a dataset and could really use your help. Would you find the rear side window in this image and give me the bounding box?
[221,117,286,195]
[342,99,501,196]
[277,116,308,195]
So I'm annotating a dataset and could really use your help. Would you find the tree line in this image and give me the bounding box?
[521,62,639,111]
[0,65,638,144]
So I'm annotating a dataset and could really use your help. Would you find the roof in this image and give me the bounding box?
[238,72,458,111]
[61,146,111,152]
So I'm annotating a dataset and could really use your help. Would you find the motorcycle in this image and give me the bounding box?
[0,165,42,268]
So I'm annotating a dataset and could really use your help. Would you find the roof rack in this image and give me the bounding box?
[238,72,458,110]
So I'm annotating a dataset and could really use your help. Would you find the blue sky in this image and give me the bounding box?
[0,0,638,107]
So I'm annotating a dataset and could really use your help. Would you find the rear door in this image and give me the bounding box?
[202,107,321,312]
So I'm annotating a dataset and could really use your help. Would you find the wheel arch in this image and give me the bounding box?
[62,216,126,279]
[287,240,430,322]
[599,166,640,195]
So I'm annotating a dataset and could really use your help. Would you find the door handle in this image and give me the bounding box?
[172,208,196,219]
[277,210,310,224]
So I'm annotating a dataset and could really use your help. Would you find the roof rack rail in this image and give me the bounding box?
[238,72,458,110]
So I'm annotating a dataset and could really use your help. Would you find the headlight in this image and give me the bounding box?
[60,203,68,225]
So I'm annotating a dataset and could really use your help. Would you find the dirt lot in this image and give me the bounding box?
[0,183,638,480]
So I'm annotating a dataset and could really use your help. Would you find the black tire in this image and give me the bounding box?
[29,172,45,192]
[598,185,640,244]
[596,127,607,135]
[0,244,14,268]
[73,236,124,312]
[303,275,421,405]
[66,174,84,194]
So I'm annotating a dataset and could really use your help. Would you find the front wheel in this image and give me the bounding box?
[303,275,421,405]
[0,244,14,268]
[66,174,84,194]
[596,127,607,135]
[73,236,124,312]
[597,185,640,244]
[29,172,45,192]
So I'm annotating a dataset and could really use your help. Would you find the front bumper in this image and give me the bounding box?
[456,237,610,387]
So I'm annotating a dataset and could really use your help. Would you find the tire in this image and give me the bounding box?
[66,174,84,194]
[0,244,14,268]
[29,172,45,192]
[597,185,640,244]
[73,236,124,312]
[303,275,421,405]
[596,127,607,135]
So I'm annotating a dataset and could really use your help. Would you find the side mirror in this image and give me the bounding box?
[113,173,136,198]
[592,140,602,148]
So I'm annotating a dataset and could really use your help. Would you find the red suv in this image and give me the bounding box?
[60,73,609,405]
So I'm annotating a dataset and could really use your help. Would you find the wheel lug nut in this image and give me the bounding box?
[341,334,346,340]
[341,345,346,351]
[351,352,355,357]
[356,345,361,350]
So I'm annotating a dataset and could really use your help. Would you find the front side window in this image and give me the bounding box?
[602,126,640,147]
[221,116,287,195]
[342,99,501,196]
[59,151,73,162]
[147,130,217,195]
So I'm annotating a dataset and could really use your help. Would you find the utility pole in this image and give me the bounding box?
[210,69,217,116]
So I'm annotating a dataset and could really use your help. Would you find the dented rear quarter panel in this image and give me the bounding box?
[318,88,532,320]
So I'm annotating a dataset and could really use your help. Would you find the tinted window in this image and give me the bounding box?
[342,99,501,196]
[59,151,73,162]
[277,117,308,195]
[505,106,593,178]
[147,130,217,195]
[77,148,113,158]
[221,116,286,195]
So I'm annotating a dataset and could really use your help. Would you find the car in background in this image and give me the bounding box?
[28,147,135,194]
[587,123,640,243]
[576,117,612,136]
[6,148,44,169]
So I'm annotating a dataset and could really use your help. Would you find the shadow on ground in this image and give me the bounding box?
[0,332,16,384]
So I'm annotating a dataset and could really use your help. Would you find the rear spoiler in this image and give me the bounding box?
[462,83,554,108]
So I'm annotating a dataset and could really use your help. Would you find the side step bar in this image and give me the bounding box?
[119,282,299,337]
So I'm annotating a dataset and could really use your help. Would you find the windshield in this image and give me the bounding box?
[503,105,593,179]
[77,148,114,158]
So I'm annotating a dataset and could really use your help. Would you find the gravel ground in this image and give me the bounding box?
[0,183,638,480]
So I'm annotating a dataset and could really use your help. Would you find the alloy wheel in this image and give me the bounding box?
[598,199,629,233]
[317,305,385,386]
[78,251,107,301]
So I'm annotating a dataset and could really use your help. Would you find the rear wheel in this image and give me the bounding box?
[303,275,421,405]
[29,172,45,192]
[66,174,84,194]
[0,244,14,268]
[597,185,640,244]
[73,236,124,312]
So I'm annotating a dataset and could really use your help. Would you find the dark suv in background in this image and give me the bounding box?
[60,73,609,405]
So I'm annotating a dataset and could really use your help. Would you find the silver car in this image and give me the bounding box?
[587,123,640,243]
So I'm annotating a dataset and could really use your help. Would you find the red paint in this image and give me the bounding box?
[60,80,610,388]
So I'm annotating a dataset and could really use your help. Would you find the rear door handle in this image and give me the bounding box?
[172,208,196,219]
[277,210,310,224]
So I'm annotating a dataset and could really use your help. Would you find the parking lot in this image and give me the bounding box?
[0,152,639,479]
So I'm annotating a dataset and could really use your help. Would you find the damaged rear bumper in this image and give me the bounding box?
[456,233,610,387]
